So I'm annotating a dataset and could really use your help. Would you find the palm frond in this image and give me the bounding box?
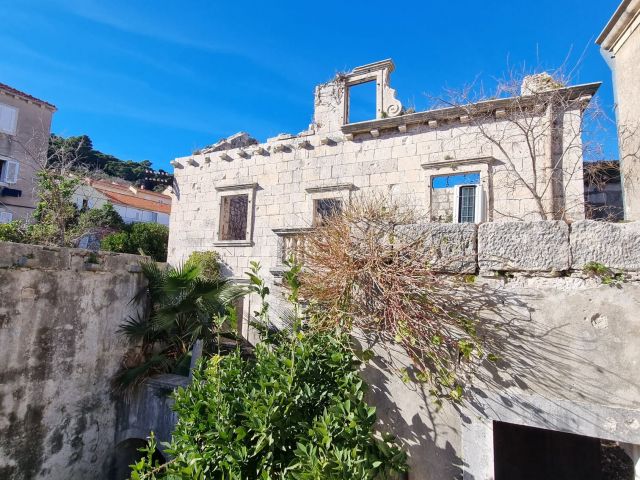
[218,283,249,305]
[111,353,173,393]
[118,312,156,343]
[131,259,168,305]
[163,262,202,295]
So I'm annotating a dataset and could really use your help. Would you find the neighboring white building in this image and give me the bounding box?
[597,0,640,221]
[73,179,171,225]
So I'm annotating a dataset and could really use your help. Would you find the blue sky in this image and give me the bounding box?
[1,0,621,171]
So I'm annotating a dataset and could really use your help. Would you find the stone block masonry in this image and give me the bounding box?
[571,220,640,271]
[0,242,148,480]
[478,221,571,272]
[167,60,600,270]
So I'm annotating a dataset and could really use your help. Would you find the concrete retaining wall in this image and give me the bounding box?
[0,242,147,480]
[357,220,640,479]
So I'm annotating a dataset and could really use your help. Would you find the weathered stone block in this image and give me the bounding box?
[0,241,70,270]
[478,221,570,272]
[396,222,477,273]
[570,220,640,271]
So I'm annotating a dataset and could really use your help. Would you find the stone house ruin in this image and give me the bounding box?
[162,61,640,480]
[167,59,599,269]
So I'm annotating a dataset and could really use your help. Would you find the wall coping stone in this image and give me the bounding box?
[570,220,640,271]
[478,221,571,272]
[0,241,148,273]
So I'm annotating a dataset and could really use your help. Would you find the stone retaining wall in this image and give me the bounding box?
[0,242,147,480]
[411,220,640,274]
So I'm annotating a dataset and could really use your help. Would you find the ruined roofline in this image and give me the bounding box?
[171,81,601,167]
[341,82,601,136]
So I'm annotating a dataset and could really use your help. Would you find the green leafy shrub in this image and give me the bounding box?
[75,203,125,232]
[133,333,406,479]
[0,220,59,246]
[130,262,407,479]
[186,250,222,280]
[0,220,30,243]
[128,223,169,262]
[101,222,169,262]
[101,231,130,254]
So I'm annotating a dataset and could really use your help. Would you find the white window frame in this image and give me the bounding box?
[0,210,13,223]
[0,103,18,135]
[0,157,20,185]
[453,184,485,224]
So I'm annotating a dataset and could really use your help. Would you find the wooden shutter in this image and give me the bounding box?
[474,185,485,223]
[219,196,231,240]
[452,185,461,223]
[0,105,18,134]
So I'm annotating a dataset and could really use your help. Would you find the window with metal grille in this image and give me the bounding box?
[458,186,477,223]
[313,198,342,226]
[219,194,249,240]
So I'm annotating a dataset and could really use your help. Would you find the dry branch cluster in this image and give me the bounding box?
[297,196,485,401]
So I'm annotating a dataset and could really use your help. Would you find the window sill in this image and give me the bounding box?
[213,240,253,247]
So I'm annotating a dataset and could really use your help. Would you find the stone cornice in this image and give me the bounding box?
[341,83,601,136]
[351,59,395,76]
[214,182,258,192]
[305,183,356,194]
[422,156,497,170]
[272,227,314,236]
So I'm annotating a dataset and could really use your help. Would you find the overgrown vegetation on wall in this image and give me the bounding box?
[101,222,170,262]
[113,254,236,392]
[0,163,169,261]
[298,195,490,402]
[130,262,407,479]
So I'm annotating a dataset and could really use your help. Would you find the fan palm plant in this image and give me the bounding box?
[112,258,245,392]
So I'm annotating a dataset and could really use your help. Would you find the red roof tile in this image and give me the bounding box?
[0,82,56,110]
[101,190,171,214]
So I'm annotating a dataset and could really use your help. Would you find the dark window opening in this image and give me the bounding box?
[346,81,377,123]
[219,194,248,241]
[313,198,342,226]
[493,421,634,480]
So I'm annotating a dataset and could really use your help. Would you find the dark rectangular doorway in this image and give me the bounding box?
[493,421,603,480]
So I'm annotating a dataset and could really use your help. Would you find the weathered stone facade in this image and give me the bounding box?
[363,220,640,479]
[167,60,598,274]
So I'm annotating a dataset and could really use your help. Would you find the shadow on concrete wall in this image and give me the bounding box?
[356,279,640,479]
